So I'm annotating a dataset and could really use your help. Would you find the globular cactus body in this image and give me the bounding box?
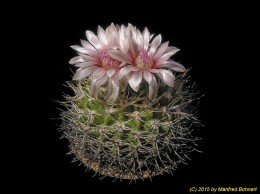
[60,73,200,179]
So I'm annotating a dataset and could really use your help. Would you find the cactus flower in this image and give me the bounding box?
[60,23,201,180]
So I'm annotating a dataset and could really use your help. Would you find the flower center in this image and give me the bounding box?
[135,52,153,70]
[100,51,121,69]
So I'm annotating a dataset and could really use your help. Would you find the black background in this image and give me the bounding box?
[12,2,259,193]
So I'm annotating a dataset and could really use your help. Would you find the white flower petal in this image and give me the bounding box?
[135,29,144,52]
[86,30,102,51]
[69,56,84,64]
[129,81,140,92]
[155,46,180,66]
[153,41,169,61]
[118,65,138,79]
[155,69,175,87]
[107,69,116,77]
[148,34,162,56]
[97,25,107,46]
[149,34,154,40]
[74,61,97,67]
[72,66,98,80]
[149,69,161,73]
[70,45,89,54]
[131,28,143,52]
[90,75,108,97]
[142,27,150,51]
[129,37,139,59]
[149,75,158,99]
[119,74,131,92]
[108,50,132,64]
[129,71,143,91]
[78,53,99,63]
[157,61,186,72]
[171,62,186,72]
[94,74,108,85]
[119,62,126,68]
[106,23,118,46]
[91,68,106,80]
[165,46,180,55]
[118,25,129,52]
[143,70,152,83]
[108,78,120,101]
[80,40,99,56]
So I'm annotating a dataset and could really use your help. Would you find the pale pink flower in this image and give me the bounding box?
[69,24,123,100]
[109,24,186,99]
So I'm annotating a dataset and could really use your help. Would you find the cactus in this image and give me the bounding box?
[59,23,201,180]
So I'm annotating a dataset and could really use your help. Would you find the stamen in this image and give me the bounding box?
[100,51,121,69]
[135,52,153,70]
